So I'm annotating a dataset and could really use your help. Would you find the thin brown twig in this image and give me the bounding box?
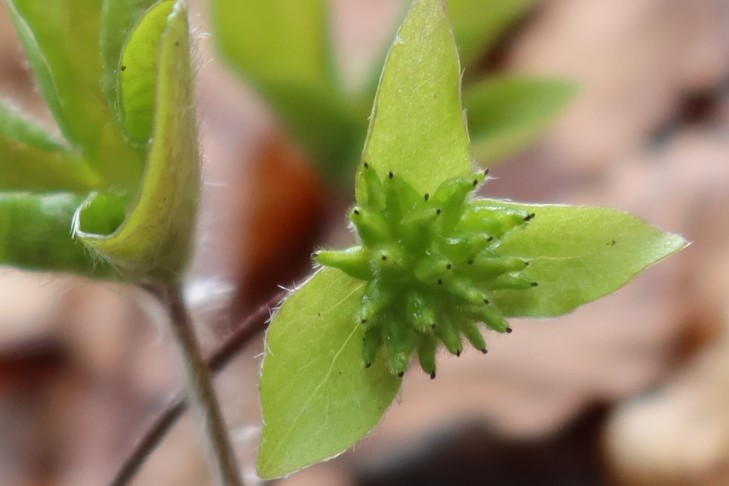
[109,288,287,486]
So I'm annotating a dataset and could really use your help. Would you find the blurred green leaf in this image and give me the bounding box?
[213,0,334,89]
[358,0,471,199]
[0,192,114,276]
[74,1,199,283]
[118,0,175,144]
[447,0,535,70]
[476,200,688,317]
[213,0,361,177]
[100,0,160,109]
[7,0,142,188]
[465,76,574,164]
[0,99,99,191]
[258,268,401,479]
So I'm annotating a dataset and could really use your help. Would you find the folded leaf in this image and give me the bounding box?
[74,1,199,283]
[258,268,400,479]
[0,99,99,190]
[358,0,471,199]
[100,0,160,110]
[477,200,688,316]
[464,76,575,164]
[7,0,142,188]
[0,192,114,277]
[118,0,176,144]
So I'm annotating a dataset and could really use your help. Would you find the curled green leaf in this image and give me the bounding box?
[0,192,114,277]
[74,0,199,283]
[118,0,176,145]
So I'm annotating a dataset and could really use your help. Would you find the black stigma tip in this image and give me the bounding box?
[506,327,513,334]
[467,259,474,265]
[361,318,367,324]
[446,263,452,270]
[381,255,387,261]
[484,168,490,176]
[530,282,539,287]
[436,208,442,215]
[353,208,360,215]
[483,298,490,304]
[524,260,530,267]
[120,65,126,71]
[487,236,494,242]
[431,323,436,329]
[388,171,394,179]
[397,371,404,378]
[473,179,478,187]
[437,278,443,285]
[365,362,372,368]
[481,348,488,354]
[456,349,462,357]
[424,193,430,201]
[363,162,369,168]
[525,213,536,221]
[430,371,436,380]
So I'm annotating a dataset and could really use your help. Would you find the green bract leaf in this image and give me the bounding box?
[358,0,471,198]
[73,1,199,283]
[447,0,535,70]
[0,192,114,277]
[258,269,401,479]
[213,0,361,177]
[7,0,142,188]
[0,99,98,191]
[464,76,575,164]
[479,200,688,317]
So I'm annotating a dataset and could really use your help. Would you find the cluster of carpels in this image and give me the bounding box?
[315,163,536,378]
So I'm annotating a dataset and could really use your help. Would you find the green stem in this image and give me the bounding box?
[157,285,243,486]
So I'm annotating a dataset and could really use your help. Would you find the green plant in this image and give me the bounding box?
[0,0,686,484]
[256,0,686,478]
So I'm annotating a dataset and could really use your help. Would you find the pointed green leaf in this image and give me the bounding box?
[464,76,575,164]
[0,99,99,190]
[100,0,160,110]
[7,0,142,188]
[258,268,401,479]
[0,192,114,277]
[74,1,199,283]
[477,200,688,317]
[447,0,535,70]
[212,0,361,177]
[358,0,471,199]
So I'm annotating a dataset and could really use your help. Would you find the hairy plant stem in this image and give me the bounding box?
[110,288,285,485]
[153,285,243,486]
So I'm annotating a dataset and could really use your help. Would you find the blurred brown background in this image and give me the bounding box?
[2,0,729,484]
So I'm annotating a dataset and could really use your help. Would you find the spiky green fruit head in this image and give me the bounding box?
[315,164,535,378]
